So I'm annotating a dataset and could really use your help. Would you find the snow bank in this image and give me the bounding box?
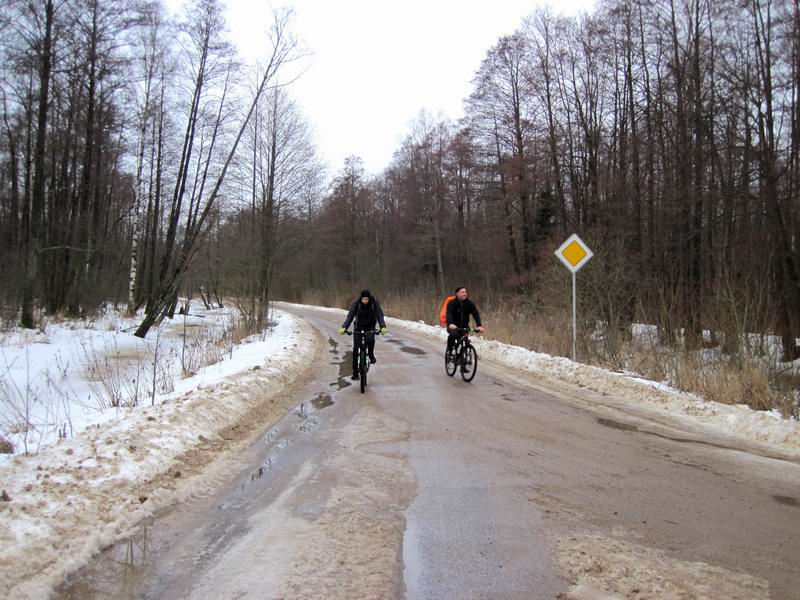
[0,309,319,599]
[0,304,247,456]
[280,303,800,460]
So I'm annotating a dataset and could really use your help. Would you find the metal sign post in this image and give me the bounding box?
[572,270,577,362]
[554,234,594,362]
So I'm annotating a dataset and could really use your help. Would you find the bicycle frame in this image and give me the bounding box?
[452,330,472,355]
[451,327,477,349]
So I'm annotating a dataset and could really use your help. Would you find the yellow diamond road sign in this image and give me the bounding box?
[555,234,593,273]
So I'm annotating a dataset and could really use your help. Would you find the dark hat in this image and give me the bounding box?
[360,289,371,298]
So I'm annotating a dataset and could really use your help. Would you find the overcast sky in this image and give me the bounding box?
[166,0,595,176]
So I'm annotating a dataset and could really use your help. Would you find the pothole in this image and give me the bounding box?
[773,495,799,507]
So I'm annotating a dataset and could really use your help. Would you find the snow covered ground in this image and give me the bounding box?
[629,321,800,367]
[280,302,800,461]
[0,308,319,599]
[1,303,265,456]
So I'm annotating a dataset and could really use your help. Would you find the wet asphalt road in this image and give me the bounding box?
[58,306,800,599]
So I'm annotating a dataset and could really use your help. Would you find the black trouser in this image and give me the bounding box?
[352,330,376,374]
[447,331,463,354]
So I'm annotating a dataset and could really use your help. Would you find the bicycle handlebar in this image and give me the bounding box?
[344,328,382,336]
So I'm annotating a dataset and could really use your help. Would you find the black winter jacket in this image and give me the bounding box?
[343,295,386,331]
[446,298,482,330]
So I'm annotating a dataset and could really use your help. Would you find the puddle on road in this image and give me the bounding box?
[400,346,426,355]
[328,336,351,389]
[330,378,350,390]
[58,525,158,599]
[329,351,353,390]
[383,337,426,355]
[597,417,639,432]
[772,495,799,507]
[311,393,334,410]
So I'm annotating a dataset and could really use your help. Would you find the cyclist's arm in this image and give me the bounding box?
[445,300,456,329]
[375,300,386,329]
[342,300,358,329]
[472,304,483,328]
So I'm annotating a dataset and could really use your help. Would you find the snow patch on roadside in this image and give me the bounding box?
[278,303,800,460]
[0,310,317,600]
[0,304,247,456]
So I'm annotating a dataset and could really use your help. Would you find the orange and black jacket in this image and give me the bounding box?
[446,298,482,330]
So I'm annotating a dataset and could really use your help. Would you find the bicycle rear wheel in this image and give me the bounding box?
[460,345,478,382]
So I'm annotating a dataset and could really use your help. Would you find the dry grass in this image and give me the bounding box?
[381,292,439,324]
[180,312,253,377]
[227,315,252,346]
[671,354,792,412]
[627,340,797,413]
[297,287,352,311]
[180,327,223,378]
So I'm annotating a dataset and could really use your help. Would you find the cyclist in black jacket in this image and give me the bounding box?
[339,289,387,380]
[446,286,484,357]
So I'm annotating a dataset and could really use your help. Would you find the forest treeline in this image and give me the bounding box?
[1,0,799,364]
[0,0,314,337]
[272,0,800,362]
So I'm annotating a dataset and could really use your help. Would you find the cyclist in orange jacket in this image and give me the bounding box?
[445,286,484,357]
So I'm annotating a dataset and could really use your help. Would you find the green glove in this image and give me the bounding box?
[380,327,387,335]
[338,326,346,335]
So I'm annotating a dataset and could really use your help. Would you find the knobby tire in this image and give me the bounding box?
[460,344,478,382]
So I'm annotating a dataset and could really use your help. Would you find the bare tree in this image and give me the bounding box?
[134,7,302,337]
[126,0,167,315]
[19,0,55,328]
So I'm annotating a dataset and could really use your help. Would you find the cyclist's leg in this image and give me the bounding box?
[461,340,473,372]
[446,331,461,356]
[367,331,377,363]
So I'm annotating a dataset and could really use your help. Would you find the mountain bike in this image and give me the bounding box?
[445,327,479,382]
[345,328,381,393]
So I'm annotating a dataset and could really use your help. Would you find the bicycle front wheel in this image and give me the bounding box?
[445,348,457,377]
[360,356,367,393]
[460,345,478,382]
